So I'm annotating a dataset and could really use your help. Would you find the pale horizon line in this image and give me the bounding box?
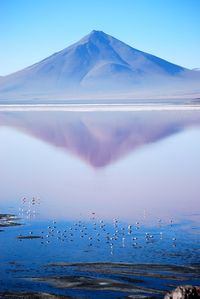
[0,103,200,112]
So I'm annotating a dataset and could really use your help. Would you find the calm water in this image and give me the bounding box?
[0,109,200,298]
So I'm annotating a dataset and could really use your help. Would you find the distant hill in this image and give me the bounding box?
[0,30,200,100]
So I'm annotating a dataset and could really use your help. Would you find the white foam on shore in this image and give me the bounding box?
[0,104,200,112]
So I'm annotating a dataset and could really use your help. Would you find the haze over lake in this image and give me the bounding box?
[1,108,200,221]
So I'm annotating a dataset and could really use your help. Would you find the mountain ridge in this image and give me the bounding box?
[0,30,199,100]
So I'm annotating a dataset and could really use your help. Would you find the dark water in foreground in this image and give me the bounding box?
[1,214,200,298]
[0,109,200,298]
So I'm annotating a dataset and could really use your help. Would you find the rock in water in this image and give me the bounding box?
[164,285,200,299]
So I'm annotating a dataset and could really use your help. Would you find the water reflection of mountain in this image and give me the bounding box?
[0,110,200,167]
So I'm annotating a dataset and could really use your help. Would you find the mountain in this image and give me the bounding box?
[0,30,200,100]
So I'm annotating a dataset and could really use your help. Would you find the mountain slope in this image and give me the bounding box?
[0,30,199,100]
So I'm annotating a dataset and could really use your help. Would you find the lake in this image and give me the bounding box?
[0,108,200,298]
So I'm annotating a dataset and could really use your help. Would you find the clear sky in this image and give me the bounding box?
[0,0,199,75]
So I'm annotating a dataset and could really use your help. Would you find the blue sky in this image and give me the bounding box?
[0,0,199,75]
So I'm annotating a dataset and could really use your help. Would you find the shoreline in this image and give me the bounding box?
[0,103,200,112]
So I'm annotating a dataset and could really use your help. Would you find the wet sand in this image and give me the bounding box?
[0,214,22,228]
[4,262,199,299]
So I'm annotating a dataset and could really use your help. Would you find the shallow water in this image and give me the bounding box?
[0,109,200,298]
